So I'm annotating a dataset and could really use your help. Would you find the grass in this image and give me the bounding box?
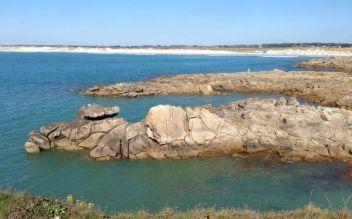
[1,189,352,218]
[0,189,101,218]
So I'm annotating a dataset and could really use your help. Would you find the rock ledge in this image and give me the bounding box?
[82,70,352,110]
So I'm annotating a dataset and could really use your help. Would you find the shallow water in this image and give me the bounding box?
[1,52,351,212]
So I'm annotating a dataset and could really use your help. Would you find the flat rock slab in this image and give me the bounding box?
[82,70,352,110]
[25,98,352,163]
[77,104,119,120]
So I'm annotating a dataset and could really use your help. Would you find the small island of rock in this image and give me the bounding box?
[26,99,352,163]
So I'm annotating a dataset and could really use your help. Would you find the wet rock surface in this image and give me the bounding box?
[25,100,352,163]
[82,70,352,110]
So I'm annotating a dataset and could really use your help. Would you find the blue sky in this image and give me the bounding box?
[0,0,351,45]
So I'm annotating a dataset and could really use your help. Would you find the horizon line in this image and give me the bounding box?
[1,42,352,47]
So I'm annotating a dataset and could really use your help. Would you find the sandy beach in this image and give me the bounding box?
[1,45,352,56]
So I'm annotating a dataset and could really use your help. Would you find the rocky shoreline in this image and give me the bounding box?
[83,70,352,110]
[25,98,352,163]
[297,57,352,73]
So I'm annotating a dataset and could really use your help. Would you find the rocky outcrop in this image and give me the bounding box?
[25,100,352,163]
[297,57,352,73]
[82,70,352,110]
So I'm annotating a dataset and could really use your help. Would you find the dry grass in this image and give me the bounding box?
[111,205,352,219]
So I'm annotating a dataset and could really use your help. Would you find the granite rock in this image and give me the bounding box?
[25,100,352,163]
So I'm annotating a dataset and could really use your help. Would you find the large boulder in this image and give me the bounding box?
[145,105,189,145]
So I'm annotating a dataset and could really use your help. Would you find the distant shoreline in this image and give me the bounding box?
[1,45,352,56]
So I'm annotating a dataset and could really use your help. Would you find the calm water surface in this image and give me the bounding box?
[1,52,351,212]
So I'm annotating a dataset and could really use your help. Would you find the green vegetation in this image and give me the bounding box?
[1,189,352,218]
[0,189,101,218]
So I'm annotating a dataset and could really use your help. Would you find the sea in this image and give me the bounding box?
[1,52,351,212]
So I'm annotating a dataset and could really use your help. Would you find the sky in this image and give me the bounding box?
[0,0,351,45]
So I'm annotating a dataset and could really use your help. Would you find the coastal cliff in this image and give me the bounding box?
[25,98,352,163]
[82,70,352,110]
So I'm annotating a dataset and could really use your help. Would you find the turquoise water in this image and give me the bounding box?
[1,52,352,212]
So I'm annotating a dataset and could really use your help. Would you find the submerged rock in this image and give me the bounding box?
[25,99,352,163]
